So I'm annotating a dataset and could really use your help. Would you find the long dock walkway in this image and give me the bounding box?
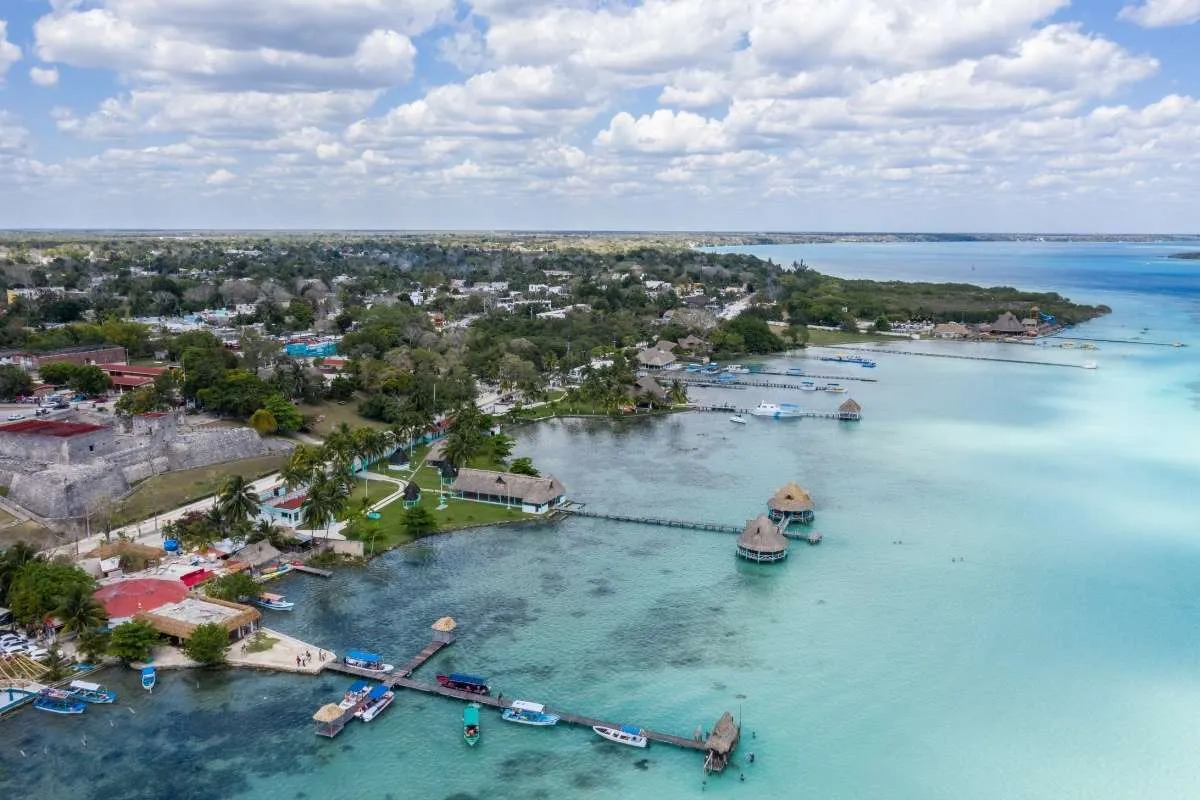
[323,637,709,753]
[562,508,815,539]
[822,345,1092,369]
[694,405,849,420]
[289,563,333,578]
[1048,335,1185,348]
[676,375,875,388]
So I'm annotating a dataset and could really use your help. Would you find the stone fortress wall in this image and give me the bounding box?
[0,409,293,522]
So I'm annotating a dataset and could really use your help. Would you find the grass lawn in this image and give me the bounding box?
[342,468,539,554]
[112,453,290,526]
[300,399,388,438]
[245,631,280,653]
[804,329,888,346]
[0,520,61,551]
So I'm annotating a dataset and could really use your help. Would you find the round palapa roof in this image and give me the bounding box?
[431,616,457,632]
[313,704,344,722]
[737,515,788,554]
[767,482,814,513]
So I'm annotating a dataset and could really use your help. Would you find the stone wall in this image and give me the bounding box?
[0,426,117,465]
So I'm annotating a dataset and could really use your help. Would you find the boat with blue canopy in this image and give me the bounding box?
[343,650,394,674]
[33,689,86,715]
[436,673,491,695]
[502,700,559,726]
[141,666,156,692]
[593,724,648,748]
[338,680,371,712]
[66,680,116,704]
[354,684,394,722]
[463,703,481,746]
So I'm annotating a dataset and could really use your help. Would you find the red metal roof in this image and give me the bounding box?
[100,364,167,377]
[109,375,155,387]
[94,578,187,618]
[139,411,169,418]
[0,419,109,437]
[273,495,307,510]
[179,568,215,588]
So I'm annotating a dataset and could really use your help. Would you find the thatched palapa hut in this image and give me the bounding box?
[403,480,421,508]
[838,398,862,421]
[767,481,815,525]
[431,616,457,643]
[703,711,741,773]
[137,596,261,645]
[313,703,354,737]
[736,514,789,563]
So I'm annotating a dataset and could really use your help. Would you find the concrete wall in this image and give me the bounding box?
[0,426,116,465]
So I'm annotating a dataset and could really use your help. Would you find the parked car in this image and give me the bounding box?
[1,641,29,655]
[0,635,27,648]
[52,402,69,410]
[6,412,26,420]
[25,647,49,661]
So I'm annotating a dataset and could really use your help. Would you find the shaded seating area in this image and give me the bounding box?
[703,711,741,773]
[735,515,789,563]
[767,482,815,525]
[838,398,863,421]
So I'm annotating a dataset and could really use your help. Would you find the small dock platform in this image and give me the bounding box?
[290,563,333,578]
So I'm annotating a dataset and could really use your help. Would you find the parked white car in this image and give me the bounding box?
[1,641,29,655]
[25,647,49,661]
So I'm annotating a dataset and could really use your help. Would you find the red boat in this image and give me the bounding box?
[436,673,491,695]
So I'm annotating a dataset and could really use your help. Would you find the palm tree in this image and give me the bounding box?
[216,474,260,529]
[301,473,350,548]
[0,541,40,599]
[668,380,688,406]
[55,583,108,636]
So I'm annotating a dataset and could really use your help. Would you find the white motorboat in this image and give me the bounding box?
[729,415,747,424]
[749,402,803,419]
[355,685,395,722]
[1081,361,1098,370]
[593,724,648,748]
[725,365,750,374]
[799,381,817,391]
[824,383,848,393]
[252,592,295,611]
[502,700,560,726]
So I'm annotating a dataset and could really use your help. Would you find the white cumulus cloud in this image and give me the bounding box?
[30,66,60,87]
[1119,0,1200,27]
[0,20,22,81]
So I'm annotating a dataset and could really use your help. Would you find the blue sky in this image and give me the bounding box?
[1,0,1199,232]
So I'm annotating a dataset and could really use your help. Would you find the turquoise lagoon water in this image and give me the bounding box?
[3,243,1200,799]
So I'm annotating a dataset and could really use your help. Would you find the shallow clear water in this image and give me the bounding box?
[2,243,1198,800]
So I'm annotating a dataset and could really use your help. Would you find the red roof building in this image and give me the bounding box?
[94,578,187,620]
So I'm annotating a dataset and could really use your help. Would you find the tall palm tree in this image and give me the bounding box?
[55,583,108,636]
[217,474,260,529]
[668,380,688,406]
[0,541,41,599]
[301,473,350,548]
[281,444,320,492]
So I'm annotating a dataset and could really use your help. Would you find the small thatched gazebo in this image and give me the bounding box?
[313,703,352,738]
[403,481,421,508]
[767,482,815,525]
[703,711,741,773]
[431,616,457,644]
[736,514,789,563]
[838,398,862,421]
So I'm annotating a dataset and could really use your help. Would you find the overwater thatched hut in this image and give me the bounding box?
[431,616,458,644]
[736,514,789,563]
[838,398,862,421]
[767,482,815,525]
[313,703,353,737]
[703,711,741,773]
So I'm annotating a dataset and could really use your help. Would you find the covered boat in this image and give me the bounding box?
[141,666,156,692]
[33,689,86,715]
[593,724,648,748]
[355,684,395,722]
[502,700,560,726]
[66,680,116,704]
[338,680,372,711]
[464,702,481,746]
[750,402,803,418]
[252,592,295,611]
[436,673,491,695]
[344,650,394,674]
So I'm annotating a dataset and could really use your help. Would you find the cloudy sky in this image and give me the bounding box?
[0,0,1199,231]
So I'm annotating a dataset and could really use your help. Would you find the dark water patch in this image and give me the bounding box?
[444,793,480,800]
[571,769,607,789]
[496,749,567,778]
[569,609,587,618]
[540,570,567,595]
[634,758,652,770]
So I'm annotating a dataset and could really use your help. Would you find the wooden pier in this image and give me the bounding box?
[694,404,850,420]
[1048,335,1185,348]
[562,507,815,540]
[808,345,1093,369]
[676,375,875,389]
[322,634,713,754]
[290,563,333,578]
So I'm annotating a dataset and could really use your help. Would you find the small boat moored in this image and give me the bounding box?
[67,680,116,704]
[33,689,87,715]
[593,724,648,748]
[729,415,747,424]
[436,673,491,695]
[355,684,395,722]
[464,702,481,746]
[141,666,156,692]
[725,364,750,374]
[343,650,395,674]
[824,383,848,393]
[1081,361,1098,370]
[502,700,560,726]
[338,680,372,712]
[750,402,803,418]
[252,592,295,611]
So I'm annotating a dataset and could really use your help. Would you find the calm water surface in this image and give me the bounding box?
[2,243,1198,800]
